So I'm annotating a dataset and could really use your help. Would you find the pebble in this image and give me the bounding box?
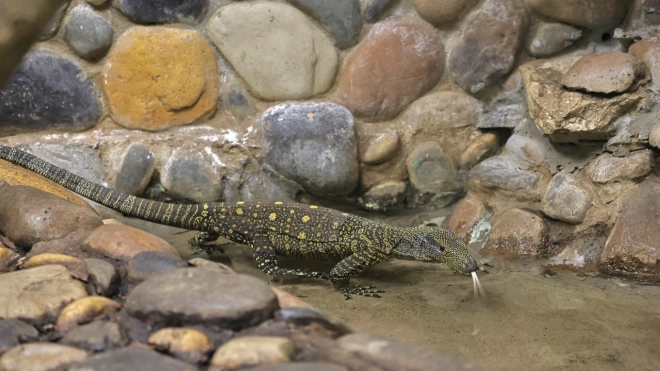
[148,327,213,364]
[459,132,499,170]
[83,223,180,262]
[0,265,88,325]
[23,253,89,281]
[124,268,278,330]
[188,258,235,274]
[271,287,313,309]
[127,251,186,284]
[361,131,399,165]
[263,102,358,196]
[525,21,582,58]
[562,52,646,94]
[359,181,407,211]
[85,258,119,297]
[586,150,654,183]
[60,321,126,352]
[117,0,206,24]
[0,319,39,354]
[55,296,121,334]
[0,49,101,132]
[113,144,155,196]
[38,2,67,40]
[448,0,527,94]
[406,142,462,205]
[483,208,549,258]
[243,363,348,371]
[64,5,114,60]
[0,343,88,371]
[287,0,361,49]
[338,15,444,119]
[207,2,337,101]
[68,346,197,371]
[160,148,224,202]
[103,26,219,130]
[210,336,295,371]
[28,228,94,259]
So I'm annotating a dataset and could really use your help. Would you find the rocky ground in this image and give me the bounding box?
[0,167,483,370]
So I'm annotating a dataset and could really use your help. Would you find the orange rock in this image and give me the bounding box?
[83,224,180,262]
[103,26,219,131]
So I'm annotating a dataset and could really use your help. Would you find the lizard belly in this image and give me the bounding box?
[267,232,351,262]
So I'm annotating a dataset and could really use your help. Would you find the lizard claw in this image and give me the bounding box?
[342,285,385,299]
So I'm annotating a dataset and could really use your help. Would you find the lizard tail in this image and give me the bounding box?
[0,144,208,230]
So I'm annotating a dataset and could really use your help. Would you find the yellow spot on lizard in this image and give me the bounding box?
[269,213,277,221]
[274,201,283,205]
[298,232,306,240]
[236,208,244,215]
[302,215,310,223]
[310,205,318,209]
[236,201,245,205]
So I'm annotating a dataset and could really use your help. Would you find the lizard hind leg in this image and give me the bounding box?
[251,233,328,281]
[189,231,223,255]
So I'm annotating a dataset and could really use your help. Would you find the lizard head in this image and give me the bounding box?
[393,227,479,274]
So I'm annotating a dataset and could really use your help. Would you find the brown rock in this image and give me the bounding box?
[338,16,444,119]
[28,228,94,259]
[0,159,91,208]
[23,253,89,281]
[55,296,121,334]
[359,180,407,211]
[447,0,527,94]
[0,265,88,326]
[445,197,488,238]
[483,208,549,258]
[525,21,582,58]
[586,150,654,184]
[411,0,478,24]
[520,63,645,142]
[562,52,647,94]
[541,172,591,224]
[0,185,102,247]
[361,131,399,165]
[600,179,660,281]
[0,343,88,371]
[458,132,499,170]
[148,327,213,364]
[271,287,314,309]
[525,0,630,30]
[103,26,219,131]
[83,224,180,262]
[210,336,295,371]
[0,246,19,272]
[467,155,542,201]
[629,40,660,86]
[188,258,235,274]
[401,91,482,164]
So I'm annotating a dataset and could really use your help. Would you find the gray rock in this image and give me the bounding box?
[0,343,88,371]
[127,251,186,284]
[525,0,629,31]
[275,307,352,336]
[448,0,527,94]
[211,336,294,370]
[406,142,462,205]
[87,0,108,6]
[586,150,654,184]
[0,265,87,326]
[337,332,484,371]
[221,77,257,120]
[542,172,591,224]
[244,363,348,371]
[23,143,106,186]
[117,0,206,24]
[85,258,119,297]
[60,321,126,352]
[160,149,224,202]
[263,102,359,196]
[114,144,155,196]
[0,185,103,247]
[0,319,39,354]
[68,346,197,371]
[467,155,541,201]
[188,258,235,274]
[359,181,407,211]
[525,21,582,58]
[38,2,68,40]
[0,49,101,133]
[288,0,361,49]
[363,0,396,23]
[600,179,660,281]
[64,5,114,60]
[124,268,278,329]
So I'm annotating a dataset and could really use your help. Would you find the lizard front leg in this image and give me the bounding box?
[251,233,328,280]
[330,249,386,299]
[189,231,223,255]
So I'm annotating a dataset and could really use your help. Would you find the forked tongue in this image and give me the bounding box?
[471,271,486,298]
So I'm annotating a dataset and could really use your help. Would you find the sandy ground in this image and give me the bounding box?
[121,211,660,371]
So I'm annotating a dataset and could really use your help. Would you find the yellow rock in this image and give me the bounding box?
[148,327,213,364]
[0,246,19,272]
[211,336,294,371]
[0,159,90,208]
[24,253,89,281]
[103,26,220,131]
[55,296,121,333]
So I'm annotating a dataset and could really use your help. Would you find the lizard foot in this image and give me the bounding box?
[270,268,329,280]
[341,285,384,300]
[190,243,224,255]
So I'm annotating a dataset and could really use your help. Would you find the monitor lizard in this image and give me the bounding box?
[0,144,480,299]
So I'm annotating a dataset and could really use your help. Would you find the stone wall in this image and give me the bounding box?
[1,0,659,280]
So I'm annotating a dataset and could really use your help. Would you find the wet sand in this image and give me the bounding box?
[124,213,660,371]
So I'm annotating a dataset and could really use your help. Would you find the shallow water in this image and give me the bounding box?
[126,213,660,371]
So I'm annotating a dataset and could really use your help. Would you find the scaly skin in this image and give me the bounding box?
[0,144,479,298]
